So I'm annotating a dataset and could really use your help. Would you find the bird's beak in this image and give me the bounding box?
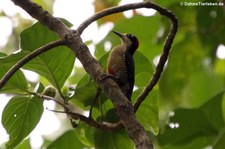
[112,30,124,39]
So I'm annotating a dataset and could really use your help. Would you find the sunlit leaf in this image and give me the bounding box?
[33,0,54,13]
[0,53,28,94]
[20,20,75,89]
[2,96,44,149]
[15,139,31,149]
[95,0,122,24]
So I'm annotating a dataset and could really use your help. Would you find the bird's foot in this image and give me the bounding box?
[101,73,120,84]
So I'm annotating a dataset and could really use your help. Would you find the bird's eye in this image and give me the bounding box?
[127,34,138,42]
[127,34,134,38]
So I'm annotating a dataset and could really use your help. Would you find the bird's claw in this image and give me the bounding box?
[101,73,120,84]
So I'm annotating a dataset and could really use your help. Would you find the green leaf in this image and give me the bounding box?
[75,122,94,147]
[134,52,154,88]
[196,1,225,52]
[200,92,225,132]
[134,88,159,135]
[157,92,225,147]
[72,75,98,110]
[33,0,54,14]
[0,52,7,57]
[67,67,86,84]
[95,15,162,61]
[134,51,154,75]
[213,131,225,149]
[102,108,119,123]
[97,51,153,88]
[47,130,85,149]
[159,34,224,107]
[20,20,75,89]
[94,129,134,149]
[183,67,224,107]
[2,96,44,149]
[0,53,28,93]
[15,139,31,149]
[158,109,216,146]
[72,74,108,110]
[158,136,215,149]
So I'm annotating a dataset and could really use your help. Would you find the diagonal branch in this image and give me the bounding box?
[78,1,178,111]
[8,1,178,149]
[0,39,65,89]
[10,1,153,148]
[12,0,69,37]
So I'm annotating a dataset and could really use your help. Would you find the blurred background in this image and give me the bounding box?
[0,0,225,149]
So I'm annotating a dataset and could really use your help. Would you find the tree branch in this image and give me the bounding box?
[12,0,69,37]
[31,92,123,131]
[0,39,65,89]
[8,1,178,148]
[133,4,178,112]
[77,1,176,35]
[78,1,178,113]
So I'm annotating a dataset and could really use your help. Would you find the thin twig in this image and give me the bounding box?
[38,94,67,108]
[134,4,178,111]
[0,39,65,90]
[78,1,175,35]
[35,92,123,131]
[89,87,101,118]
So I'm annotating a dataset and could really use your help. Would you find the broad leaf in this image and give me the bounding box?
[134,52,154,88]
[0,53,28,93]
[2,96,44,149]
[157,136,215,149]
[0,52,7,57]
[134,88,159,135]
[196,3,225,52]
[72,50,154,111]
[213,131,225,149]
[94,129,134,149]
[20,20,75,89]
[95,15,162,61]
[157,92,225,147]
[15,139,31,149]
[75,122,94,147]
[72,74,101,110]
[47,130,85,149]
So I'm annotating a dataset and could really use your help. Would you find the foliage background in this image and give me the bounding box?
[0,0,225,149]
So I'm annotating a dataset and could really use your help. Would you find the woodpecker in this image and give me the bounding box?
[107,31,139,101]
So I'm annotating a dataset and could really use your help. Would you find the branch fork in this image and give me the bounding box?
[1,1,178,148]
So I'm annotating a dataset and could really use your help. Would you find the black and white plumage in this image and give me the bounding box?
[107,31,139,100]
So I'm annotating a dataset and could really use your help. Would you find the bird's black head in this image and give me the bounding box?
[126,34,139,52]
[113,31,139,54]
